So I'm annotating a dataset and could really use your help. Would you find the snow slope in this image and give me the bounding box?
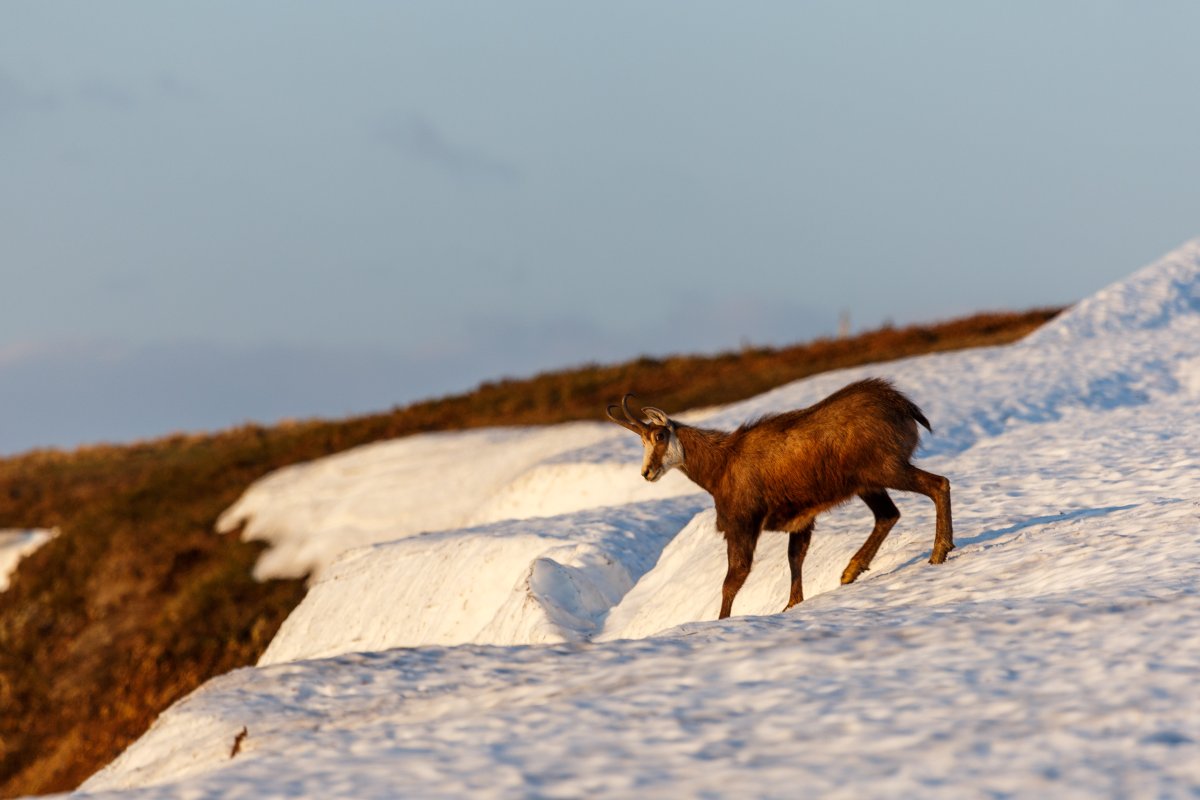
[77,240,1200,798]
[258,496,707,661]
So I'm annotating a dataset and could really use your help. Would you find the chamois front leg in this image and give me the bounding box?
[784,520,814,611]
[718,523,761,620]
[842,490,900,585]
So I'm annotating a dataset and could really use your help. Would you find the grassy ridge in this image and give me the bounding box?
[0,307,1060,797]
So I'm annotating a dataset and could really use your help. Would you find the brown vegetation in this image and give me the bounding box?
[0,306,1060,797]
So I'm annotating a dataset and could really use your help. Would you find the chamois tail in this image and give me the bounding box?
[905,398,933,433]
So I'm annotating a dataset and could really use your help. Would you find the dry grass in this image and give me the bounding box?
[0,306,1061,797]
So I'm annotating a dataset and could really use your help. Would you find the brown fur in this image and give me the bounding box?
[610,378,953,619]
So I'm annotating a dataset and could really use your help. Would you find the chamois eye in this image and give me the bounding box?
[655,431,667,442]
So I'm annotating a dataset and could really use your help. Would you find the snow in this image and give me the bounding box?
[76,240,1200,798]
[0,528,55,592]
[215,423,615,582]
[258,496,706,661]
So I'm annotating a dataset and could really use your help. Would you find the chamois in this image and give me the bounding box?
[606,379,953,619]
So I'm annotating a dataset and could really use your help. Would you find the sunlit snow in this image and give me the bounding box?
[77,240,1200,798]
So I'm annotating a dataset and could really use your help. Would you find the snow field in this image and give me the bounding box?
[80,484,1200,797]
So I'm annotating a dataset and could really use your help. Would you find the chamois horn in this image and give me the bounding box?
[606,393,647,433]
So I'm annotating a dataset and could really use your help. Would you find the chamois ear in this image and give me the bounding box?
[643,407,671,426]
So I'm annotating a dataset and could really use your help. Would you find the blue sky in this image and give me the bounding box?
[3,2,1200,453]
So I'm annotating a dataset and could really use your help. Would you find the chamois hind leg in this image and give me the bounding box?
[719,526,760,620]
[895,466,954,564]
[841,490,900,585]
[784,520,815,611]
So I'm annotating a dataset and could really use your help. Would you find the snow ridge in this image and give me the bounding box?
[258,495,707,663]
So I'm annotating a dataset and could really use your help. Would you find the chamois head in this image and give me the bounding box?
[606,394,684,482]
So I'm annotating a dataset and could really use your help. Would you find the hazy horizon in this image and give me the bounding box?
[4,2,1200,454]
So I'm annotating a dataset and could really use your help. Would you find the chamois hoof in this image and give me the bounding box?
[841,562,868,585]
[929,543,955,565]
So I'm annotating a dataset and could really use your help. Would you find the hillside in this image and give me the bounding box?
[69,239,1200,797]
[0,307,1058,797]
